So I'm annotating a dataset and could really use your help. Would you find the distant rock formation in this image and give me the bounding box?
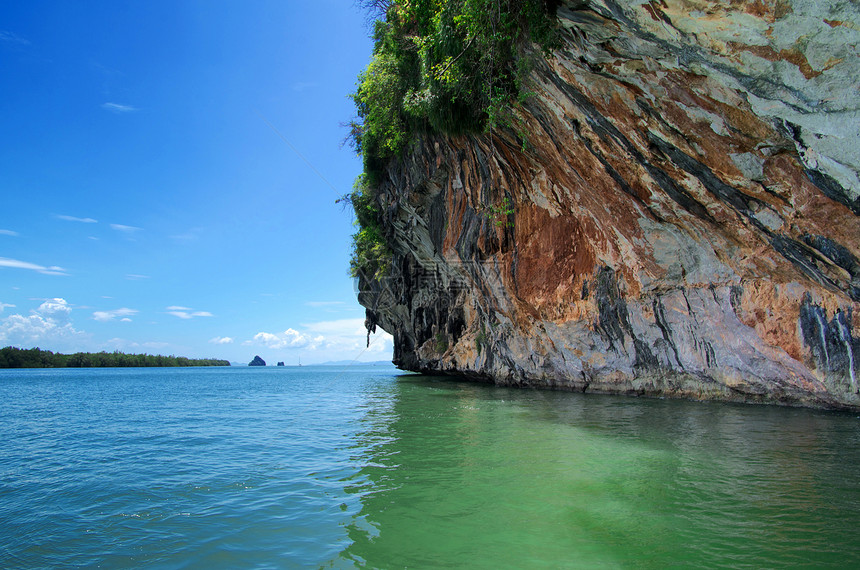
[277,361,285,366]
[249,355,266,367]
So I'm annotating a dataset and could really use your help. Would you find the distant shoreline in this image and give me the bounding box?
[0,346,230,369]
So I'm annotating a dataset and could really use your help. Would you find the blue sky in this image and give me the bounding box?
[0,0,393,364]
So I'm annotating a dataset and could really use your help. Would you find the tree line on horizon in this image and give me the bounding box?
[0,346,230,369]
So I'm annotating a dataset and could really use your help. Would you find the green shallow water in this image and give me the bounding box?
[1,366,858,568]
[342,376,860,568]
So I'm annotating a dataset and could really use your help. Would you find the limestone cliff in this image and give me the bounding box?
[358,0,860,409]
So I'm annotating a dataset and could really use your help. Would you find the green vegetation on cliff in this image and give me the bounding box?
[346,174,390,281]
[345,0,559,281]
[0,346,230,368]
[349,0,559,172]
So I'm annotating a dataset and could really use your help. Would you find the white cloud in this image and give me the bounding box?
[364,332,394,355]
[168,311,201,319]
[93,307,138,322]
[0,302,16,312]
[102,102,137,113]
[0,298,87,349]
[0,229,19,236]
[249,329,318,350]
[240,318,394,363]
[166,306,213,319]
[304,318,393,356]
[0,257,68,276]
[56,214,98,223]
[110,223,142,233]
[209,336,234,344]
[38,298,73,323]
[125,274,150,280]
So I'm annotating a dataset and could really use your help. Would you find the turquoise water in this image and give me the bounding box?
[1,366,859,568]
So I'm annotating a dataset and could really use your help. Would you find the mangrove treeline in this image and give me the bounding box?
[0,346,230,369]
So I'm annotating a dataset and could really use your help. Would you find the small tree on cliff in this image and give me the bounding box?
[345,0,558,281]
[348,0,560,179]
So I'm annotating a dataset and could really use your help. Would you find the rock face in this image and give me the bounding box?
[249,355,266,367]
[359,0,860,409]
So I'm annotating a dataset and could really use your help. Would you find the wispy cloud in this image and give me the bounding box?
[170,227,203,242]
[0,229,19,236]
[125,274,150,280]
[0,302,15,312]
[166,306,213,319]
[0,257,68,276]
[102,102,138,113]
[0,30,30,46]
[209,336,234,344]
[305,301,346,308]
[291,81,319,92]
[56,214,98,223]
[93,307,138,322]
[110,223,142,233]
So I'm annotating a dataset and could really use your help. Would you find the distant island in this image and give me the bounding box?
[0,346,230,368]
[249,355,266,366]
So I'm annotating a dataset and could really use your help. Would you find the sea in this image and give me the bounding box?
[1,365,859,568]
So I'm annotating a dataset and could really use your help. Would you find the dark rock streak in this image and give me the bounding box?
[358,0,860,409]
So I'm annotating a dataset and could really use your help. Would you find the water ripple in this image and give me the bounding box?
[2,368,859,567]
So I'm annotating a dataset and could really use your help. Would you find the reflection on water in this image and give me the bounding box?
[340,375,860,568]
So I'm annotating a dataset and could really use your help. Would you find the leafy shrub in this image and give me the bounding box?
[342,175,391,282]
[486,195,515,227]
[346,0,559,280]
[350,0,559,174]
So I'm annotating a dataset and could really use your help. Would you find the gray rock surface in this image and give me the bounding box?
[359,0,860,409]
